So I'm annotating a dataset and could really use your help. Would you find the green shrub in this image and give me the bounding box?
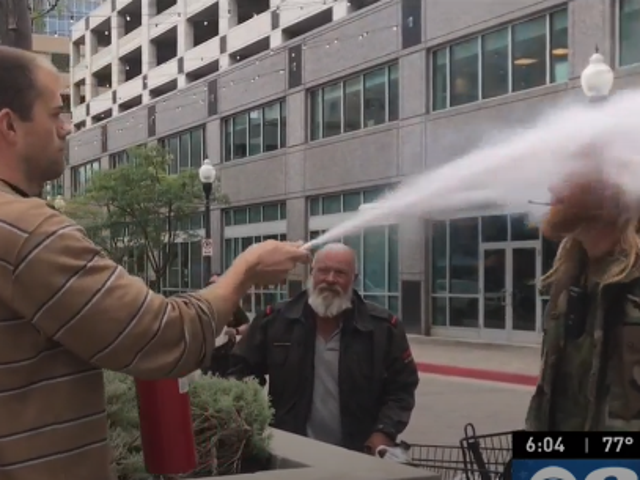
[105,371,273,479]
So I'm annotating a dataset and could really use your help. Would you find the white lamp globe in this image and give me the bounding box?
[198,159,216,184]
[580,51,614,98]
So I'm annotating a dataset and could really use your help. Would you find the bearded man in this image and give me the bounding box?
[527,174,640,431]
[227,242,419,452]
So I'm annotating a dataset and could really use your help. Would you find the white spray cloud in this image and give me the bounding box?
[304,89,640,249]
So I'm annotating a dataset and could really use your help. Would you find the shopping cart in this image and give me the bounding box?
[407,423,519,480]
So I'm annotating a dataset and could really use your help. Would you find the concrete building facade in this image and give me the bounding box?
[66,0,640,343]
[34,33,74,200]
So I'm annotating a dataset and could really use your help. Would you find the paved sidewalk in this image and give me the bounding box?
[403,375,531,444]
[408,336,541,387]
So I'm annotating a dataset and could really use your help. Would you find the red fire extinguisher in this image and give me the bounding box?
[136,377,197,475]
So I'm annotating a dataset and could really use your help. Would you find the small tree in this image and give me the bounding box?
[66,144,227,292]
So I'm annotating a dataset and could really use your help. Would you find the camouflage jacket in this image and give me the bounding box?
[526,247,640,431]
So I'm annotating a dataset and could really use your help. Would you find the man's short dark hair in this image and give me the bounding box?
[0,46,43,121]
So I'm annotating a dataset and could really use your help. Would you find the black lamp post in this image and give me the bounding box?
[198,159,216,284]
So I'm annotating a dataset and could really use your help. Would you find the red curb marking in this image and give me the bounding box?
[416,362,538,387]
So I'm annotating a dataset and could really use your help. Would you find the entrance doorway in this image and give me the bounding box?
[480,241,541,343]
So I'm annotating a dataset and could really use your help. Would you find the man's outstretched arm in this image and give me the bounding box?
[4,206,253,379]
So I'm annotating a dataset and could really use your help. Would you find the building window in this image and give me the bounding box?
[61,94,71,113]
[430,214,556,330]
[223,100,286,162]
[50,53,70,72]
[158,126,205,174]
[223,202,288,314]
[44,176,64,198]
[308,186,390,216]
[619,0,640,67]
[122,245,151,284]
[431,8,568,111]
[109,150,130,169]
[224,234,289,314]
[118,212,204,293]
[309,63,399,141]
[70,159,100,196]
[223,202,287,226]
[172,211,204,232]
[224,232,288,314]
[161,241,205,296]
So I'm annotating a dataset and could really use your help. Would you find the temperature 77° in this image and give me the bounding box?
[602,436,634,452]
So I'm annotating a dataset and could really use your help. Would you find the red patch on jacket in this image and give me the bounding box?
[265,305,273,316]
[390,316,398,327]
[402,349,413,363]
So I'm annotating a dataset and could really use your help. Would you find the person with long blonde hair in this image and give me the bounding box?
[526,174,640,431]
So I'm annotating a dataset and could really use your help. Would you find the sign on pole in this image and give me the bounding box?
[201,239,213,257]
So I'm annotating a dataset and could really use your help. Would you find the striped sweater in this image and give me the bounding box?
[0,184,227,479]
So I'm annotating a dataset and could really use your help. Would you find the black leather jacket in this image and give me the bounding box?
[227,290,419,451]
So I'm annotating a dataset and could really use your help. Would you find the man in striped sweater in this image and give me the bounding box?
[0,46,310,479]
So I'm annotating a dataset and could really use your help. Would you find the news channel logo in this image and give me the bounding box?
[512,460,640,480]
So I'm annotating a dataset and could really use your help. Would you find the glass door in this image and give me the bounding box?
[481,247,507,332]
[511,246,539,332]
[481,242,542,342]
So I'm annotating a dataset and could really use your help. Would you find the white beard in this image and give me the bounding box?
[307,277,352,318]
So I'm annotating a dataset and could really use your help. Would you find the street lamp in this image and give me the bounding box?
[53,195,66,212]
[198,159,216,282]
[580,47,614,101]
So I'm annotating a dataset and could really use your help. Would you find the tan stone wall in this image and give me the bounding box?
[32,34,70,95]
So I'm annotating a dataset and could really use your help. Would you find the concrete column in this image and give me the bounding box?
[286,197,308,282]
[399,219,426,277]
[205,119,221,164]
[219,0,238,33]
[99,155,110,170]
[285,91,305,147]
[141,0,154,72]
[70,40,80,68]
[140,0,153,103]
[568,0,612,79]
[87,30,97,56]
[70,39,82,108]
[211,208,223,273]
[63,168,72,198]
[219,53,231,69]
[87,75,98,99]
[183,13,194,51]
[177,0,189,89]
[111,14,124,91]
[332,0,353,20]
[398,219,428,334]
[85,31,96,99]
[176,0,188,55]
[270,30,283,50]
